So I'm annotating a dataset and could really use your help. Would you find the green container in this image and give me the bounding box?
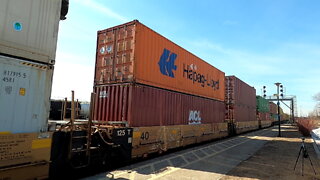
[256,96,270,113]
[271,114,278,121]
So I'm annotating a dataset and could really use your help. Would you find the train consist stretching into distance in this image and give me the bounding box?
[0,2,289,179]
[50,20,289,178]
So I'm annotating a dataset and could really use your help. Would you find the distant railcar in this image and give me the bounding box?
[225,76,257,134]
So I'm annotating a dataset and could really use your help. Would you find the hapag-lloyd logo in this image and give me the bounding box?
[157,48,220,91]
[183,64,220,90]
[158,49,177,78]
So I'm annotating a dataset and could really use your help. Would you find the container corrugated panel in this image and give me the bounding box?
[269,102,277,114]
[0,0,62,64]
[233,104,257,122]
[256,96,270,112]
[0,55,53,133]
[95,20,225,101]
[225,76,256,108]
[257,112,270,121]
[225,76,256,122]
[93,83,225,127]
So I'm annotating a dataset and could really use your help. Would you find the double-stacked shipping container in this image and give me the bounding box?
[0,1,66,179]
[93,20,226,157]
[225,76,257,134]
[256,96,271,128]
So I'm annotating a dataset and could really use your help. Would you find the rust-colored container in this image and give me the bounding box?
[257,112,270,121]
[95,20,225,101]
[225,76,256,108]
[269,102,277,114]
[232,104,257,122]
[225,76,256,122]
[93,83,225,127]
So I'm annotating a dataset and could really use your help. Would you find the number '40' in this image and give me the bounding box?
[140,132,149,140]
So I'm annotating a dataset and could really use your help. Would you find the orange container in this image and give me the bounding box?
[95,20,225,101]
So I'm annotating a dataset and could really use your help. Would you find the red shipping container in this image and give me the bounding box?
[233,104,257,122]
[225,76,256,122]
[269,102,277,114]
[93,83,225,127]
[257,112,270,121]
[95,20,225,101]
[225,76,256,108]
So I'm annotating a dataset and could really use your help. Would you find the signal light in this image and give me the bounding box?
[262,86,267,98]
[280,85,284,98]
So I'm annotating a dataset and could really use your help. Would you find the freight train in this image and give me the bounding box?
[49,20,290,178]
[0,3,289,179]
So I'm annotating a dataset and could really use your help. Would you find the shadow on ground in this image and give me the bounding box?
[83,125,320,180]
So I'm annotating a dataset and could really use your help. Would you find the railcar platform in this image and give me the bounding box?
[82,125,320,180]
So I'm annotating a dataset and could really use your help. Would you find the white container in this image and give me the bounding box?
[0,0,62,64]
[0,55,53,133]
[80,103,90,119]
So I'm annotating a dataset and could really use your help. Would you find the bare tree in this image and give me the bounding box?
[313,92,320,102]
[313,92,320,118]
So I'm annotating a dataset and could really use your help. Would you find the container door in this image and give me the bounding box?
[0,56,53,133]
[95,22,136,84]
[93,84,131,123]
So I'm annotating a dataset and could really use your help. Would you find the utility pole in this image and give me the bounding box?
[275,82,281,137]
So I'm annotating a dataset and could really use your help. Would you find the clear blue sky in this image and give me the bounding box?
[52,0,320,116]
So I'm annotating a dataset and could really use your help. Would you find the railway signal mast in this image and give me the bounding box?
[263,83,297,137]
[275,82,282,137]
